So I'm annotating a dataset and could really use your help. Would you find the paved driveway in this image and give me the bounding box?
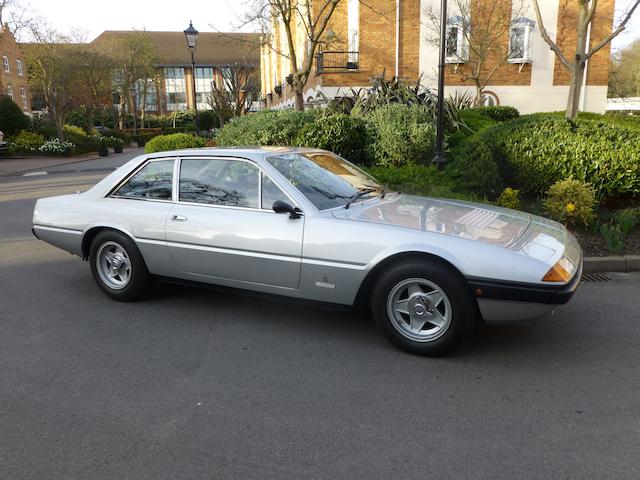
[1,164,639,479]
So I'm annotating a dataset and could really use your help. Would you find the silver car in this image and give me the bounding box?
[32,147,582,355]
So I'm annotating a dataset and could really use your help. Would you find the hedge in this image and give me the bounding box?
[0,97,30,136]
[477,114,640,198]
[472,105,520,122]
[144,133,207,153]
[295,113,368,163]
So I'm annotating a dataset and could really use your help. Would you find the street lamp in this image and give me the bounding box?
[432,0,448,170]
[184,21,199,135]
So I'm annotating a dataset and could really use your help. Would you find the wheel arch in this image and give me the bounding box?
[81,225,136,259]
[354,251,478,312]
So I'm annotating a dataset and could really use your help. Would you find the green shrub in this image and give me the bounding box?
[613,208,639,235]
[543,179,596,226]
[600,223,625,254]
[12,130,45,153]
[62,124,98,153]
[366,164,465,199]
[0,96,29,136]
[196,110,217,131]
[144,133,207,153]
[497,187,520,210]
[448,137,503,197]
[446,109,498,153]
[473,106,520,122]
[482,114,640,197]
[295,114,368,163]
[365,104,435,166]
[216,110,320,147]
[38,138,75,156]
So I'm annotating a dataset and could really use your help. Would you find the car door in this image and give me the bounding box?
[165,156,304,289]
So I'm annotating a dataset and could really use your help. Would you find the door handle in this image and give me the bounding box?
[171,214,188,222]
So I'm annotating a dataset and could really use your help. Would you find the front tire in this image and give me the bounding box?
[89,230,150,301]
[371,260,475,356]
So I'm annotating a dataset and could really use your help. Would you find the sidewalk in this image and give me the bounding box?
[0,148,143,176]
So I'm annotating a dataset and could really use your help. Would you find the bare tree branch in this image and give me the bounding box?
[531,0,573,70]
[587,0,640,59]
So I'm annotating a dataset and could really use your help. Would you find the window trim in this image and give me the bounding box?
[508,17,535,64]
[6,84,13,101]
[107,157,177,203]
[19,87,27,109]
[16,59,23,76]
[2,55,9,73]
[445,16,469,64]
[175,156,299,213]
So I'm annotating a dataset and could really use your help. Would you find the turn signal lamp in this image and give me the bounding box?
[542,257,574,282]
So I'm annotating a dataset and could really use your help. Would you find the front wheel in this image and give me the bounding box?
[371,261,475,356]
[89,230,150,301]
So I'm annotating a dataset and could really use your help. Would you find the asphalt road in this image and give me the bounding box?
[1,156,639,479]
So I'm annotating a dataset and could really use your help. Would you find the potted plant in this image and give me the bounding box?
[96,135,109,157]
[111,136,124,153]
[135,134,146,147]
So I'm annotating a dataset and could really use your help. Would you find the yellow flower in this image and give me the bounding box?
[566,202,576,214]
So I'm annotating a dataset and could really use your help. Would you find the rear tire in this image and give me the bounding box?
[89,230,149,301]
[371,260,475,356]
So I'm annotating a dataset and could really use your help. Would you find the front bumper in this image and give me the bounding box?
[468,254,583,323]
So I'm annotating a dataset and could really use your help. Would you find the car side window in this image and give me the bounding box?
[112,159,174,200]
[261,172,290,210]
[179,158,259,208]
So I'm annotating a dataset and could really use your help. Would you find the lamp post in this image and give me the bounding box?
[432,0,447,170]
[184,21,199,136]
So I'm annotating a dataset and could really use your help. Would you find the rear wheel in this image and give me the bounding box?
[89,230,149,301]
[371,261,475,356]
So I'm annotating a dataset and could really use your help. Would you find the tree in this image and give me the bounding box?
[209,62,259,127]
[0,95,29,135]
[245,0,342,111]
[609,40,640,98]
[26,28,80,140]
[0,0,42,41]
[70,40,115,131]
[107,31,158,131]
[424,0,527,105]
[531,0,640,120]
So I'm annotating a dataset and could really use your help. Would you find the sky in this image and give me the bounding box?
[14,0,640,51]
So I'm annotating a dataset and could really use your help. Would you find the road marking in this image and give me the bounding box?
[23,171,48,177]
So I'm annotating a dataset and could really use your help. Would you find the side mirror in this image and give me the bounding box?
[272,200,302,219]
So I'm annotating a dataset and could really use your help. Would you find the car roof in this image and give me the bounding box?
[153,146,324,158]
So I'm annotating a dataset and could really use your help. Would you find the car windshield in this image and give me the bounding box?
[266,152,383,210]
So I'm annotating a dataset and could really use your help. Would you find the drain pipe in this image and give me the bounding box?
[580,20,592,112]
[395,0,400,78]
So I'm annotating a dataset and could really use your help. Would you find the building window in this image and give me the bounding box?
[164,68,187,111]
[6,85,13,100]
[445,16,469,64]
[195,67,214,111]
[16,59,23,76]
[348,0,359,64]
[19,87,27,109]
[508,17,535,63]
[134,79,158,113]
[2,55,9,73]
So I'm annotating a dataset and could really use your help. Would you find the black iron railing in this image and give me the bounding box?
[315,51,359,73]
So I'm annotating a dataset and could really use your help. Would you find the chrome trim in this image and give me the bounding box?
[33,225,83,235]
[136,237,367,270]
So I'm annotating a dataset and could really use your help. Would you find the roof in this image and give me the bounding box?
[91,30,260,67]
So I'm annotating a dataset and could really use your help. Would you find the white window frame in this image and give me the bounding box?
[348,0,359,64]
[16,59,23,76]
[2,55,10,73]
[508,17,535,64]
[445,16,469,64]
[19,87,27,108]
[6,85,13,101]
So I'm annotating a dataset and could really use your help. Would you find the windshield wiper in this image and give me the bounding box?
[345,188,377,209]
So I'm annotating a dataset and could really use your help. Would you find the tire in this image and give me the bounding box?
[371,260,475,356]
[89,230,150,301]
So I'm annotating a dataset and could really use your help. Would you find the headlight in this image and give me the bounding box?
[542,256,575,282]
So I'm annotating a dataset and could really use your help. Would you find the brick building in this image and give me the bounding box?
[91,30,260,114]
[0,23,31,112]
[261,0,615,113]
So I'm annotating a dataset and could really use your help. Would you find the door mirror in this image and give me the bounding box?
[272,200,302,219]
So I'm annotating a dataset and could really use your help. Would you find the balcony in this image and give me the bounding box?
[315,51,359,74]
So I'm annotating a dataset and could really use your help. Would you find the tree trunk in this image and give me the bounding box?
[474,83,483,106]
[565,61,585,120]
[294,88,304,112]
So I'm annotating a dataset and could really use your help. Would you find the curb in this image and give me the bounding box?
[583,255,640,274]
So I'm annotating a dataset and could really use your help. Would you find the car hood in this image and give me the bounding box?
[331,194,531,248]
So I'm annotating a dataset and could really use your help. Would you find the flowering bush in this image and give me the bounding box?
[39,138,75,156]
[497,187,520,210]
[543,179,596,226]
[12,130,45,152]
